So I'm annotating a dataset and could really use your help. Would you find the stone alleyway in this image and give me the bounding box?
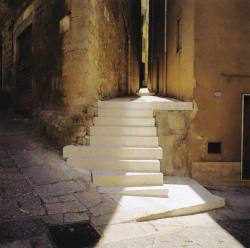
[0,112,250,247]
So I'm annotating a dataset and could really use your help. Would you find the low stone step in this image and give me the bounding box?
[63,145,163,160]
[94,117,155,127]
[98,108,153,117]
[92,171,164,187]
[90,136,159,147]
[98,185,168,197]
[90,126,157,136]
[67,158,160,172]
[98,100,193,111]
[98,100,152,109]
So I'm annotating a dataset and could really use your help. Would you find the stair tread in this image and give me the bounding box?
[92,171,163,176]
[68,157,160,161]
[98,185,168,190]
[65,145,162,150]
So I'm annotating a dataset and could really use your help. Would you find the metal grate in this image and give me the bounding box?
[48,223,100,248]
[208,142,221,154]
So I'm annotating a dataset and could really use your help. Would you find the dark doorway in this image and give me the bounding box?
[16,25,33,113]
[0,35,2,90]
[242,94,250,180]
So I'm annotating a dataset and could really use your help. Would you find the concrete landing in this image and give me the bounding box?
[98,95,193,111]
[106,176,225,222]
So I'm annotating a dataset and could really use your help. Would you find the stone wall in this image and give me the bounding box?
[63,0,130,113]
[1,0,133,146]
[155,110,194,176]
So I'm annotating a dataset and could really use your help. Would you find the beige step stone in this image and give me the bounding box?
[68,158,160,172]
[98,185,168,197]
[98,108,153,117]
[98,97,193,111]
[90,126,157,136]
[94,117,155,127]
[63,145,163,160]
[92,171,164,187]
[90,136,159,147]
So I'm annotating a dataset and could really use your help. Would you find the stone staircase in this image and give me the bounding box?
[63,100,168,197]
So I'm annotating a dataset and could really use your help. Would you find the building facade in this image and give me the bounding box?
[1,0,250,187]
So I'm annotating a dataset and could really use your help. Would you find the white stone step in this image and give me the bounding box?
[94,117,155,127]
[90,136,159,147]
[92,171,163,187]
[98,185,168,197]
[98,100,152,109]
[90,126,157,136]
[98,99,193,111]
[98,108,153,117]
[63,145,163,159]
[67,158,160,172]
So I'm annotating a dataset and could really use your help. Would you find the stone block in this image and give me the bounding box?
[46,201,87,215]
[64,212,89,223]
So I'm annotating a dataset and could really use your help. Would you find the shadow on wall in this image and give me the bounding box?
[0,90,12,110]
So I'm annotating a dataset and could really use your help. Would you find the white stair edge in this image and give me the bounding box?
[90,136,159,147]
[98,185,168,198]
[90,126,157,136]
[92,171,164,187]
[63,145,163,160]
[94,117,155,127]
[98,100,193,111]
[67,157,161,172]
[98,108,153,117]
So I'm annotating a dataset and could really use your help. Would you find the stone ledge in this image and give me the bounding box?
[192,161,250,187]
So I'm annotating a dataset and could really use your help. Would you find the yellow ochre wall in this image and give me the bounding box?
[192,0,250,162]
[166,0,195,101]
[190,0,250,186]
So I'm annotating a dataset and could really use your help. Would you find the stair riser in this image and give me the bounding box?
[93,174,163,187]
[63,147,163,160]
[67,158,160,172]
[98,108,153,117]
[90,136,159,147]
[90,127,157,136]
[94,117,155,127]
[98,188,168,197]
[98,101,152,109]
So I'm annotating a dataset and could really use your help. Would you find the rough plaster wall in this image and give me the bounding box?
[166,0,195,101]
[155,110,194,176]
[192,0,250,163]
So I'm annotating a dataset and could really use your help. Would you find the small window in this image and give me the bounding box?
[176,18,182,53]
[208,142,222,154]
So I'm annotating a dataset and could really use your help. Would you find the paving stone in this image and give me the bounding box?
[74,191,102,208]
[42,214,64,225]
[46,201,87,215]
[97,223,156,245]
[29,233,54,248]
[36,180,82,198]
[21,165,69,186]
[43,194,76,204]
[89,198,118,217]
[64,212,89,223]
[0,240,33,248]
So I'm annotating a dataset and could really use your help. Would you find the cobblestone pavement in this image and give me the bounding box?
[0,112,250,247]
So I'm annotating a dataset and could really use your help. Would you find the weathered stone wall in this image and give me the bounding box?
[155,110,194,176]
[63,0,129,114]
[1,0,133,146]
